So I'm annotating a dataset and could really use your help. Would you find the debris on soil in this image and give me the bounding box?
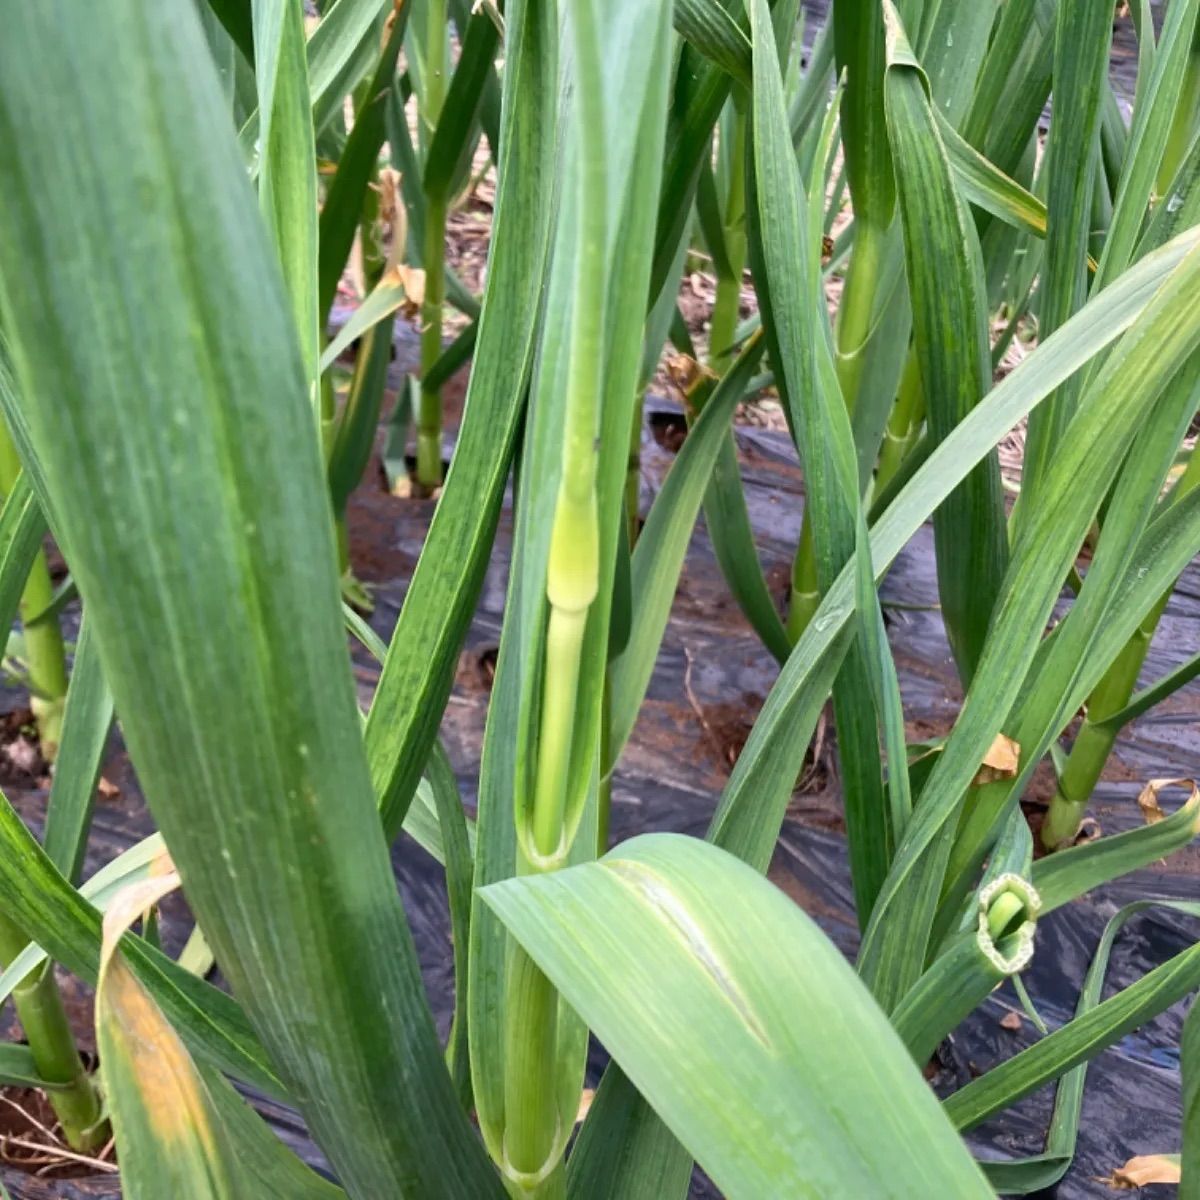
[0,1087,116,1181]
[0,709,49,788]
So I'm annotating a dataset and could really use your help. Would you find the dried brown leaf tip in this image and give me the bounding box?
[1136,777,1198,825]
[665,354,716,416]
[972,733,1020,786]
[1104,1153,1180,1188]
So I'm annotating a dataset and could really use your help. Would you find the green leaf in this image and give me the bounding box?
[858,237,1200,1007]
[1018,0,1114,519]
[1093,0,1200,289]
[320,269,412,371]
[97,874,344,1200]
[710,230,1200,890]
[422,8,500,204]
[204,0,255,66]
[883,4,1007,684]
[482,834,993,1198]
[316,3,408,324]
[425,741,474,1109]
[940,115,1059,249]
[0,789,277,1095]
[327,317,393,518]
[673,0,752,88]
[0,4,500,1193]
[1032,787,1200,914]
[834,0,895,231]
[42,617,115,885]
[363,0,557,840]
[1183,990,1200,1198]
[609,335,767,760]
[0,1042,62,1091]
[307,0,393,136]
[251,0,319,385]
[946,900,1200,1140]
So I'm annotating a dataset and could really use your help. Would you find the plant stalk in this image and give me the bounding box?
[501,907,562,1194]
[1156,16,1200,199]
[501,1,606,1184]
[1043,446,1200,848]
[418,193,448,491]
[417,0,449,493]
[0,913,106,1153]
[709,110,748,375]
[788,217,888,637]
[1042,598,1165,849]
[0,421,67,759]
[874,349,925,495]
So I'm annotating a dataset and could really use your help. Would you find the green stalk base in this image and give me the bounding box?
[0,917,107,1153]
[1041,795,1088,851]
[414,414,444,493]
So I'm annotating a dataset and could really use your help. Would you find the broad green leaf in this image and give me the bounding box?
[482,834,993,1198]
[0,4,499,1193]
[315,4,408,324]
[834,0,895,232]
[915,0,1000,125]
[422,8,500,204]
[1018,0,1114,520]
[42,617,114,885]
[364,0,557,840]
[883,4,1006,684]
[748,0,890,922]
[1093,0,1200,289]
[252,0,319,386]
[673,0,752,87]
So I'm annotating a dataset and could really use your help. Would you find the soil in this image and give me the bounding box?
[0,1083,115,1184]
[0,709,50,791]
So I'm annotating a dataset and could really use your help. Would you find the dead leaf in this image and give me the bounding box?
[399,264,426,308]
[999,1011,1022,1031]
[665,354,716,414]
[575,1088,595,1125]
[1137,777,1197,825]
[1105,1153,1181,1188]
[98,775,120,799]
[973,733,1020,786]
